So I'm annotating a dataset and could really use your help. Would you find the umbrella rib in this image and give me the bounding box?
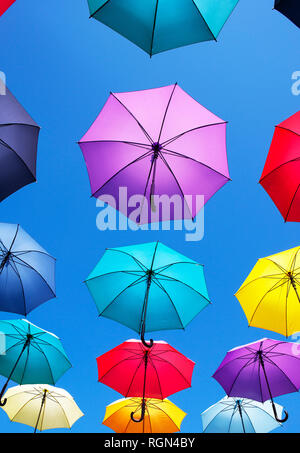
[155,273,211,304]
[284,183,300,222]
[227,406,237,433]
[150,354,191,390]
[202,406,230,432]
[105,249,148,272]
[31,337,72,368]
[150,278,184,329]
[29,342,56,384]
[226,356,257,396]
[161,122,226,147]
[148,356,164,399]
[12,255,55,298]
[9,259,27,316]
[191,0,217,40]
[85,270,144,283]
[146,404,152,433]
[155,261,202,274]
[110,92,153,144]
[79,139,150,150]
[159,154,193,219]
[125,359,145,398]
[235,273,287,296]
[162,147,231,180]
[262,355,299,392]
[19,345,30,385]
[98,275,146,318]
[260,156,300,183]
[89,0,111,18]
[48,393,71,429]
[10,394,41,422]
[248,277,288,325]
[149,0,159,57]
[0,136,36,181]
[158,84,177,143]
[241,406,256,433]
[98,354,142,385]
[91,150,152,197]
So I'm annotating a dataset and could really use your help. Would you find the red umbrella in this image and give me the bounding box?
[0,0,15,17]
[97,340,194,423]
[260,111,300,222]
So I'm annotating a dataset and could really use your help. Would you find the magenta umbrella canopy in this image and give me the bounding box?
[79,84,230,223]
[213,338,300,423]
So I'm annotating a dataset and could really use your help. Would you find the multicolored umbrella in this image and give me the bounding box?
[0,319,71,406]
[274,0,300,28]
[201,396,283,433]
[0,0,15,17]
[79,84,230,223]
[0,79,40,202]
[85,241,211,347]
[212,338,300,422]
[102,397,186,433]
[97,339,194,422]
[0,223,56,315]
[1,384,83,433]
[260,111,300,222]
[235,245,300,337]
[87,0,239,56]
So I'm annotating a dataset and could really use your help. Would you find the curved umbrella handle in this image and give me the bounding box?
[272,402,288,423]
[0,398,7,407]
[141,332,153,349]
[131,402,146,423]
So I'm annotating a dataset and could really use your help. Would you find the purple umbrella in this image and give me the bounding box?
[213,338,300,423]
[79,84,230,223]
[0,78,40,202]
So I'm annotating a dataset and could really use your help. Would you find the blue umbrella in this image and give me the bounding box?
[0,223,56,315]
[0,319,71,406]
[85,241,211,347]
[201,397,283,433]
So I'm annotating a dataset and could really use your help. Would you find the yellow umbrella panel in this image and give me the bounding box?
[1,384,84,432]
[103,397,186,433]
[235,246,300,337]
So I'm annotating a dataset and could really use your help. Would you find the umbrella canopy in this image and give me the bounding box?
[85,241,210,346]
[0,319,71,406]
[0,0,15,17]
[213,338,300,422]
[79,84,230,224]
[0,223,56,315]
[87,0,239,56]
[102,397,186,433]
[97,339,194,398]
[235,245,300,337]
[274,0,300,28]
[260,111,300,222]
[0,79,40,202]
[2,384,83,432]
[201,396,283,433]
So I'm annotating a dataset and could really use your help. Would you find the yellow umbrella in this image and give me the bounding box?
[1,384,84,432]
[103,397,186,433]
[235,246,300,337]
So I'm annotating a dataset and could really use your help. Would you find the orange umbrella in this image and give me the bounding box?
[102,397,186,433]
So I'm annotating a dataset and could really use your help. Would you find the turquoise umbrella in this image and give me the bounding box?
[201,397,283,433]
[87,0,240,56]
[0,319,71,406]
[85,241,211,347]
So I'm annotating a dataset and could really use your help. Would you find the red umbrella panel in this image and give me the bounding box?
[0,0,15,17]
[260,111,300,222]
[97,340,195,401]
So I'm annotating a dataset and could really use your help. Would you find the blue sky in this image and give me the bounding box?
[0,0,300,433]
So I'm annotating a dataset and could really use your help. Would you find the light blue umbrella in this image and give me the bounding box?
[0,223,56,315]
[201,397,283,433]
[87,0,240,56]
[0,319,71,406]
[85,241,211,347]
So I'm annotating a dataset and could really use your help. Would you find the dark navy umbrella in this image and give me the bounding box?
[0,78,40,202]
[0,223,56,315]
[275,0,300,28]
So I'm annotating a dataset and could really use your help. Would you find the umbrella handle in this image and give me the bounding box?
[141,332,153,349]
[130,401,146,423]
[272,402,288,423]
[0,397,7,407]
